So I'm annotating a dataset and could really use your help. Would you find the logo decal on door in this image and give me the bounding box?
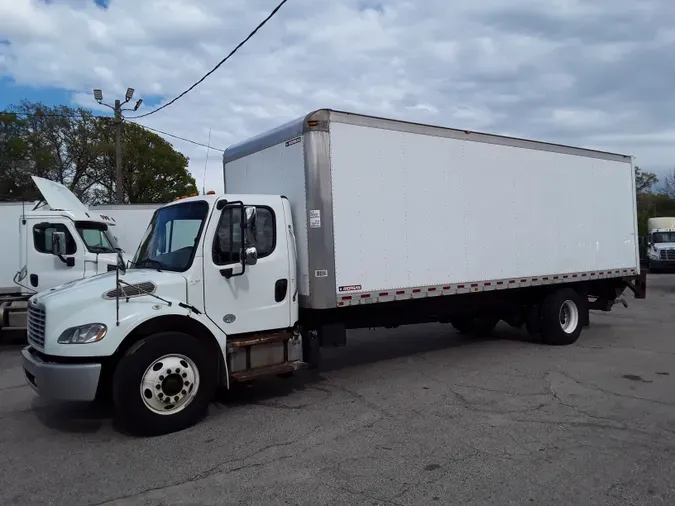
[223,314,236,324]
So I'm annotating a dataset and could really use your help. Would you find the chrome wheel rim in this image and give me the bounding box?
[140,354,200,415]
[559,300,579,334]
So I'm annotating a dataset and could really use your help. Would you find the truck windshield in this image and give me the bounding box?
[132,200,209,272]
[75,221,119,254]
[653,232,675,243]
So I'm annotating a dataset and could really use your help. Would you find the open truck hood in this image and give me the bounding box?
[31,176,91,217]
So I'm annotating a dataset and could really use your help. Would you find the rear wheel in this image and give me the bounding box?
[112,331,217,436]
[540,288,583,346]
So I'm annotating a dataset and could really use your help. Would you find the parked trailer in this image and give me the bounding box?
[21,109,646,435]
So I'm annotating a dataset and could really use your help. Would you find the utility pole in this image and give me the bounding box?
[93,88,143,203]
[114,99,123,204]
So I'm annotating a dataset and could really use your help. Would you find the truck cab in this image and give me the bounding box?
[21,193,303,435]
[646,217,675,272]
[13,177,124,294]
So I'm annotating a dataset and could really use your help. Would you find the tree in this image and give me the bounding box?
[93,121,197,203]
[0,113,34,199]
[662,168,675,200]
[7,101,103,202]
[635,166,658,195]
[1,100,197,204]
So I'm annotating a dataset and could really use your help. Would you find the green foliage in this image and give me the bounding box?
[635,166,658,195]
[0,113,33,198]
[662,168,675,200]
[0,101,197,204]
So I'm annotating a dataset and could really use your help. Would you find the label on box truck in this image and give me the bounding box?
[309,209,321,228]
[339,284,362,292]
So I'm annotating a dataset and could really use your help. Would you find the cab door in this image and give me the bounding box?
[26,220,81,291]
[202,197,293,336]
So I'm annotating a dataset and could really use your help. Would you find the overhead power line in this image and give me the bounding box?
[2,109,223,152]
[126,0,290,120]
[130,122,225,152]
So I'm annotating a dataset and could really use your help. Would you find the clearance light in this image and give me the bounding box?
[308,120,319,127]
[207,190,216,195]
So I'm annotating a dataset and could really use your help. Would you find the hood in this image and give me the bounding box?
[34,268,188,306]
[32,268,190,356]
[32,176,91,216]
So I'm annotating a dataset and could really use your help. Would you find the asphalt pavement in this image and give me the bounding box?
[1,275,674,505]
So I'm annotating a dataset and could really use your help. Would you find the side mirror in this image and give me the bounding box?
[244,246,258,266]
[51,231,67,257]
[244,206,257,245]
[243,206,258,266]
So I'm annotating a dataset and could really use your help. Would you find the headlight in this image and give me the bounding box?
[57,324,108,344]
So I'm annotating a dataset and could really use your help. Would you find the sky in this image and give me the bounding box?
[1,0,674,192]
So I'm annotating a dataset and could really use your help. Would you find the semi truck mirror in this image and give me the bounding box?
[245,206,257,224]
[244,206,257,245]
[244,246,258,266]
[51,231,67,257]
[243,206,258,260]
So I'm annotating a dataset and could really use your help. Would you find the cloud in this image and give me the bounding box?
[1,0,674,191]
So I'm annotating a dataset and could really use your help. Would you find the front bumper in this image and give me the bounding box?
[22,346,102,402]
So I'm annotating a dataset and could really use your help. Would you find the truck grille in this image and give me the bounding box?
[27,302,46,349]
[659,249,675,261]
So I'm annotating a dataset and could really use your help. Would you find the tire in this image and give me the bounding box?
[540,288,583,346]
[451,315,499,336]
[112,331,218,436]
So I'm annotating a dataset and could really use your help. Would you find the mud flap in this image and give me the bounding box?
[624,271,647,300]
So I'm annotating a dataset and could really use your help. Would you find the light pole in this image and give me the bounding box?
[93,88,143,203]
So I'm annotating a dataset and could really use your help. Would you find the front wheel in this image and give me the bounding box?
[540,288,584,346]
[112,331,217,436]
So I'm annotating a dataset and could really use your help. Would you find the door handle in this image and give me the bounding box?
[275,279,288,302]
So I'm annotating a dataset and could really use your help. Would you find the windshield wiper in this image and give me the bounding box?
[135,259,163,271]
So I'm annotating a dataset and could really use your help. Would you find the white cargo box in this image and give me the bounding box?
[223,109,639,310]
[0,202,29,294]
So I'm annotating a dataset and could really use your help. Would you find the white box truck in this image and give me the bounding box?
[646,217,675,272]
[0,177,160,340]
[21,109,646,436]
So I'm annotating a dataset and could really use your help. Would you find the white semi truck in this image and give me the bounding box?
[0,177,160,340]
[646,217,675,272]
[21,109,646,436]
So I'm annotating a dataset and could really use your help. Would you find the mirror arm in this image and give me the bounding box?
[57,255,75,267]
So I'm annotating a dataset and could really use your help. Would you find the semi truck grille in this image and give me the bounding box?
[659,249,675,261]
[27,302,46,349]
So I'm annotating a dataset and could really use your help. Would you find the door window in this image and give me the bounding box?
[33,223,77,255]
[212,206,276,265]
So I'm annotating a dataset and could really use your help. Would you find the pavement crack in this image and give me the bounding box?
[555,369,675,407]
[89,432,318,505]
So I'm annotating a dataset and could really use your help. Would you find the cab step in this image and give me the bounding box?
[229,361,306,382]
[228,329,293,349]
